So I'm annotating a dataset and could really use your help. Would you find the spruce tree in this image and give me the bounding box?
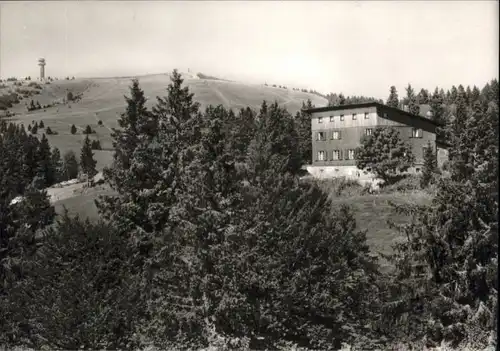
[50,147,63,184]
[386,99,498,347]
[70,124,77,135]
[31,124,38,134]
[418,88,429,104]
[36,134,55,187]
[420,141,437,188]
[450,85,458,104]
[80,135,97,186]
[296,99,313,165]
[62,150,79,181]
[338,93,346,105]
[84,125,92,135]
[108,79,157,171]
[386,86,399,108]
[355,127,415,184]
[471,85,481,105]
[39,120,44,129]
[406,84,420,115]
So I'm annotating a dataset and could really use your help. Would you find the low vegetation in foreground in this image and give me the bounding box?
[0,71,497,350]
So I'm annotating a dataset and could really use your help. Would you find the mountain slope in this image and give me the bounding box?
[3,73,327,157]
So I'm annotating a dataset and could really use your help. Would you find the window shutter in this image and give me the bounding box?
[339,130,342,139]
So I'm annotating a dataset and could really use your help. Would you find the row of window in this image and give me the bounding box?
[317,149,356,161]
[318,112,370,123]
[315,128,423,141]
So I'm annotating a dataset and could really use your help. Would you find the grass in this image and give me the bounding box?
[2,73,327,158]
[313,177,433,271]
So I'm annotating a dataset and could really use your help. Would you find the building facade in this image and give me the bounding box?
[305,102,447,179]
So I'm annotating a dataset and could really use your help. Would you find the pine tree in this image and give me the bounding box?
[31,124,38,134]
[39,120,44,129]
[420,141,437,188]
[62,150,79,181]
[386,86,399,108]
[28,124,32,132]
[80,135,97,186]
[406,84,420,115]
[84,125,92,135]
[46,126,53,135]
[70,124,77,135]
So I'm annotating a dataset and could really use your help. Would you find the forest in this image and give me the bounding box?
[0,70,498,350]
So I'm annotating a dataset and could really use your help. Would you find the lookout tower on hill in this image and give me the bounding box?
[38,58,46,80]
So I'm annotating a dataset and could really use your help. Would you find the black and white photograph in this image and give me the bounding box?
[0,1,498,350]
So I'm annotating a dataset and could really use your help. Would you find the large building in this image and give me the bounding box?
[304,102,448,179]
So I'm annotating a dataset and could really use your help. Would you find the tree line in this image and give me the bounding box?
[0,70,497,350]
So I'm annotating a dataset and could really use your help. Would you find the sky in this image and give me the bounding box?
[0,1,498,99]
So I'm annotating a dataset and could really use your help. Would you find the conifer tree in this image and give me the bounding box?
[471,85,481,105]
[448,85,471,181]
[84,125,92,135]
[50,147,63,184]
[70,124,77,135]
[39,120,44,129]
[62,150,79,181]
[420,141,437,188]
[36,134,55,187]
[80,135,97,186]
[355,127,415,184]
[28,124,32,132]
[296,99,313,165]
[406,84,420,115]
[338,93,346,105]
[418,88,429,104]
[386,86,399,108]
[109,79,157,171]
[31,124,38,135]
[46,126,53,135]
[450,85,458,104]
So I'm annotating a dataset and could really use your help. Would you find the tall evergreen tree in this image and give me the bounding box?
[50,147,63,184]
[450,85,458,104]
[80,135,97,186]
[386,86,399,108]
[417,88,429,104]
[36,134,55,187]
[406,84,420,115]
[62,150,79,181]
[296,99,313,165]
[420,141,437,188]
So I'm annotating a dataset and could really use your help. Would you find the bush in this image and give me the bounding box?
[28,82,42,89]
[379,174,421,193]
[66,91,74,101]
[312,177,364,198]
[97,120,103,126]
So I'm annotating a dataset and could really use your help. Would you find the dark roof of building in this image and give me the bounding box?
[303,102,444,127]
